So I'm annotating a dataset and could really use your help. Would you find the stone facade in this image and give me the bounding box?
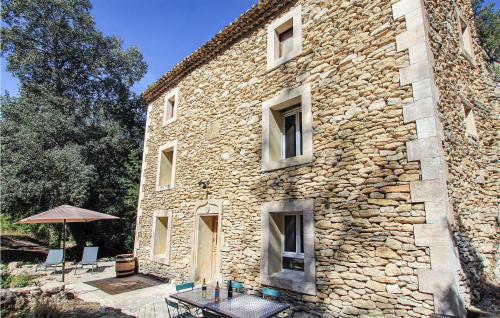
[134,0,498,317]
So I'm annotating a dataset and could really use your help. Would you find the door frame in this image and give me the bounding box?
[191,199,224,283]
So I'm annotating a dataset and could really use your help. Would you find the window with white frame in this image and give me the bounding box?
[282,214,304,271]
[156,141,177,191]
[261,199,316,295]
[262,84,312,171]
[163,88,179,126]
[267,6,302,70]
[456,9,475,64]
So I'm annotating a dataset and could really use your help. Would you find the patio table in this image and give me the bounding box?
[170,288,289,318]
[205,294,289,318]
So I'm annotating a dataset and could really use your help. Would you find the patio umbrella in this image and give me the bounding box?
[17,205,119,282]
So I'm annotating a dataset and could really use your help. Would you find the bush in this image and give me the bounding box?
[0,272,36,288]
[0,215,30,236]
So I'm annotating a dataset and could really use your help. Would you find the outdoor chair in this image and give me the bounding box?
[230,281,245,294]
[165,297,195,318]
[74,246,99,275]
[35,249,64,272]
[174,282,199,315]
[261,287,281,299]
[175,282,195,292]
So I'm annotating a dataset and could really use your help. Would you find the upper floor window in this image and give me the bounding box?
[456,8,475,64]
[262,84,313,172]
[267,6,302,70]
[163,88,179,126]
[156,141,177,191]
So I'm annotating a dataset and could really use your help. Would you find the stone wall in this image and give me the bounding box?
[425,0,499,307]
[134,0,496,316]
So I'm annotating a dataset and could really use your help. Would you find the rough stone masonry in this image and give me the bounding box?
[134,0,498,317]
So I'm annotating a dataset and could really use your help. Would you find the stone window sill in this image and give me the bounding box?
[151,254,169,265]
[163,116,177,127]
[460,51,475,66]
[263,270,315,295]
[156,184,174,192]
[262,153,313,172]
[267,49,302,72]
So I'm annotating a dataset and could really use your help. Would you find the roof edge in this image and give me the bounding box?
[142,0,298,104]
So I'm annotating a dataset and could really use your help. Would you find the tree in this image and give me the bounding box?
[1,0,147,254]
[473,0,500,63]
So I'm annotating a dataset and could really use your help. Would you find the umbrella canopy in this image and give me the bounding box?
[17,205,119,224]
[16,205,119,282]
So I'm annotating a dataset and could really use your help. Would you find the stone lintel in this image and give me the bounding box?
[410,179,448,203]
[406,136,443,161]
[416,116,444,139]
[400,62,433,86]
[418,269,465,317]
[403,97,439,123]
[392,0,425,20]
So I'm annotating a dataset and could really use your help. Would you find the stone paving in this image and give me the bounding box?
[62,261,176,318]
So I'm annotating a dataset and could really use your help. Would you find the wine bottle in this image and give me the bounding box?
[214,281,220,302]
[227,280,233,298]
[201,278,207,299]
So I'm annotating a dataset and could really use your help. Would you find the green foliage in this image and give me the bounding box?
[1,0,146,253]
[473,0,500,64]
[0,214,30,235]
[1,272,36,288]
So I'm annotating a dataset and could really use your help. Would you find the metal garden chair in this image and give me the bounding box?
[35,249,64,272]
[74,246,99,275]
[165,298,195,318]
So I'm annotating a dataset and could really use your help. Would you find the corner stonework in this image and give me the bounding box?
[392,0,465,316]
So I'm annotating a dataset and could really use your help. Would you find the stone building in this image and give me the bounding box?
[134,0,498,316]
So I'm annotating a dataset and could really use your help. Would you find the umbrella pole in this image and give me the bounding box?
[62,219,66,282]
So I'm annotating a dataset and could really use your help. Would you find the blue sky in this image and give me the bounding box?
[1,0,498,96]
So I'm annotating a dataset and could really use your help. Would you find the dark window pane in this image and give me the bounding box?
[300,215,304,254]
[282,257,304,271]
[284,114,296,158]
[284,215,296,252]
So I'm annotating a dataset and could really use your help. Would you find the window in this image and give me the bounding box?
[267,6,302,70]
[163,88,179,126]
[150,210,173,264]
[282,214,304,271]
[456,9,475,64]
[278,22,294,58]
[282,106,302,159]
[156,141,177,191]
[262,84,313,171]
[461,96,478,139]
[261,199,316,295]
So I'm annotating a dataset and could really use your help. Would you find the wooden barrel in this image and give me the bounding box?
[115,254,136,277]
